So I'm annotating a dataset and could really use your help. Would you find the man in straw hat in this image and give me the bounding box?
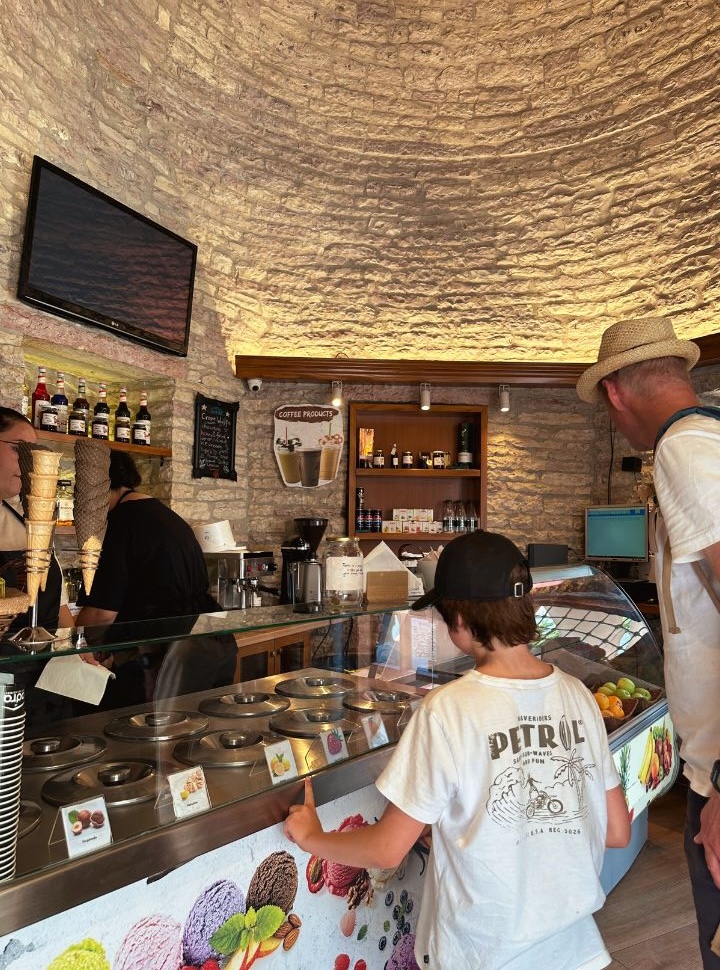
[578,318,720,968]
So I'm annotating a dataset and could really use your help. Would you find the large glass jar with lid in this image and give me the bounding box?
[322,536,364,611]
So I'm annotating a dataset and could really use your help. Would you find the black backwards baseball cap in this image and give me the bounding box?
[411,531,533,611]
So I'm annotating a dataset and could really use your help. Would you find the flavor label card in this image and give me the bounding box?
[264,739,299,784]
[360,712,390,749]
[61,797,112,858]
[167,766,211,818]
[320,727,349,763]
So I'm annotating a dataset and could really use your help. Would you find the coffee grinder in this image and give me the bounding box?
[279,517,328,610]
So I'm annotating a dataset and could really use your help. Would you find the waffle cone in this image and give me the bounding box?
[27,520,55,550]
[74,440,110,550]
[32,450,62,476]
[29,473,58,499]
[80,536,103,595]
[26,495,57,521]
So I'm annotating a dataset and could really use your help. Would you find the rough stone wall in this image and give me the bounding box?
[1,1,719,571]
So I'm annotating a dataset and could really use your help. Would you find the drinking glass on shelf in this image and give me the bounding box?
[465,501,478,532]
[442,500,454,534]
[453,501,466,533]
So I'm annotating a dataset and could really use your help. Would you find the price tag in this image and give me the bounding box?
[62,797,112,857]
[167,767,211,818]
[360,712,390,749]
[264,739,299,784]
[320,727,349,763]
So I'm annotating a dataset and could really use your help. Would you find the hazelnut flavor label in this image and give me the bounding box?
[167,766,211,818]
[360,712,390,749]
[61,797,112,857]
[264,739,299,784]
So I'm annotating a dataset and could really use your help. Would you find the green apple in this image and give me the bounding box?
[597,685,616,696]
[632,687,652,700]
[616,677,636,694]
[601,682,617,692]
[613,688,631,699]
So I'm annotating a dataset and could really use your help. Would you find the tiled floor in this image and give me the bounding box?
[597,782,703,970]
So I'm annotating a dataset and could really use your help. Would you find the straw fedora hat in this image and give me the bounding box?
[576,318,700,403]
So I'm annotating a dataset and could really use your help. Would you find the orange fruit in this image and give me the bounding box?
[593,691,610,711]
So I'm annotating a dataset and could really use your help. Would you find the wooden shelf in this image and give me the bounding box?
[35,430,171,459]
[348,402,487,550]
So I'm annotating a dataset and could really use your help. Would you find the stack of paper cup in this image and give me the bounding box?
[0,680,25,881]
[25,449,61,605]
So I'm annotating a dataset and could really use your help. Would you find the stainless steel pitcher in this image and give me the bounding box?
[289,559,322,605]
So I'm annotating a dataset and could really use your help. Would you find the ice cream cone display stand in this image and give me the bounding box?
[0,567,673,969]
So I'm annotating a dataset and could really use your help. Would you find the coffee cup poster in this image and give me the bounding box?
[274,404,343,488]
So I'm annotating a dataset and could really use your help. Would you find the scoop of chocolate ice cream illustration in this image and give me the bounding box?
[245,851,298,914]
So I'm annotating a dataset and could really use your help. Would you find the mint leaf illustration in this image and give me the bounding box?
[210,913,246,955]
[255,905,286,941]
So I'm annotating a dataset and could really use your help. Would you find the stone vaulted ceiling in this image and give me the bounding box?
[205,0,720,364]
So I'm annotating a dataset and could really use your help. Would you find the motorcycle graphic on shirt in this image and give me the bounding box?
[486,714,597,829]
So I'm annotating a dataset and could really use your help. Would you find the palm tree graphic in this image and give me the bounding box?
[551,749,596,812]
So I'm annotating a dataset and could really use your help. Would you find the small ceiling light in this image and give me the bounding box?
[420,383,431,411]
[330,380,343,407]
[499,385,510,413]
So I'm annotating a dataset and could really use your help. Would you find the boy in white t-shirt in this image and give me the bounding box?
[285,531,630,970]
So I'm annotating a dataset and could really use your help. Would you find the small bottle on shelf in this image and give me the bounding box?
[56,480,75,527]
[390,443,399,468]
[31,366,51,429]
[132,390,151,446]
[91,382,110,440]
[69,378,90,436]
[51,372,69,434]
[114,387,132,443]
[20,378,30,419]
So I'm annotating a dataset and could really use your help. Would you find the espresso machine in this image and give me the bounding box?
[204,549,277,609]
[279,517,328,610]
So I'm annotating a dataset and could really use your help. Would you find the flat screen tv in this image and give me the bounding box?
[584,504,649,563]
[17,156,197,357]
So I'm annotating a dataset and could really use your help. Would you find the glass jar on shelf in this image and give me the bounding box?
[323,536,364,611]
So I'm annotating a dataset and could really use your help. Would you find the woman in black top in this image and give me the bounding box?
[76,452,236,703]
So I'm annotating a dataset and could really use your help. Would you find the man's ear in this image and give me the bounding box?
[601,376,626,412]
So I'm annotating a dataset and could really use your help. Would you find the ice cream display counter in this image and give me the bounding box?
[0,567,676,970]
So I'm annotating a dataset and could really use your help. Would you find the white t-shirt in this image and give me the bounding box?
[376,666,619,970]
[653,413,720,795]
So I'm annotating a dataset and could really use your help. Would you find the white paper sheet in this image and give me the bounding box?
[35,654,115,705]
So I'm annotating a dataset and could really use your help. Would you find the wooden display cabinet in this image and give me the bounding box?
[348,402,487,549]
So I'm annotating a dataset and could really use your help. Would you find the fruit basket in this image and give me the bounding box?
[590,680,663,715]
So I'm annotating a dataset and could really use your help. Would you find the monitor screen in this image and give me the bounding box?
[584,505,649,562]
[17,156,197,357]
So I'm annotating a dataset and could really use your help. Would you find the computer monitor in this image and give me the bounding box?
[584,505,649,563]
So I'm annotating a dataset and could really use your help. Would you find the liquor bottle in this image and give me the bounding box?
[114,387,132,443]
[132,389,151,446]
[51,372,69,433]
[390,443,399,469]
[31,366,51,429]
[91,382,110,440]
[69,378,90,436]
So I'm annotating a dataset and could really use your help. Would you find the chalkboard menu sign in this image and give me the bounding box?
[192,393,239,481]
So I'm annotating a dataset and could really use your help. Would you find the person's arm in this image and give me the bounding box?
[606,785,632,848]
[74,605,118,627]
[285,778,425,870]
[695,787,720,889]
[703,539,720,582]
[57,604,76,628]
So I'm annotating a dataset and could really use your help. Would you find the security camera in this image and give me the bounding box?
[246,378,262,393]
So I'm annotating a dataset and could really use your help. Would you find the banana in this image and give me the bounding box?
[638,730,654,784]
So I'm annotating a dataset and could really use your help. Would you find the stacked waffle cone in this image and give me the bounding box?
[18,444,62,606]
[74,439,110,595]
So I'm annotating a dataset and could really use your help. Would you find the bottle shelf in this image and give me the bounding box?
[355,467,481,478]
[35,430,171,459]
[352,531,463,541]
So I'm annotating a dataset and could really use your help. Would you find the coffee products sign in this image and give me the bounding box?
[192,394,239,481]
[274,404,343,488]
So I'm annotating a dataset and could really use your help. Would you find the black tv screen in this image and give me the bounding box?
[17,156,197,357]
